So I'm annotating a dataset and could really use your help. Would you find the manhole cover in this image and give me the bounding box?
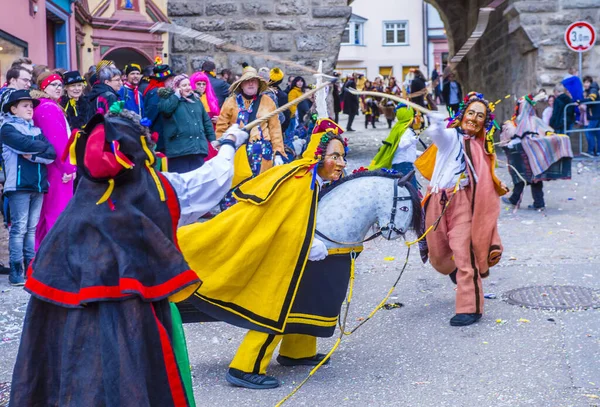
[503,285,600,310]
[0,382,10,406]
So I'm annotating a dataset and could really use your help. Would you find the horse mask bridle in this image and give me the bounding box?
[380,171,414,240]
[315,171,415,245]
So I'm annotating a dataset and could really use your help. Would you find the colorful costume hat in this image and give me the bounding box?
[151,57,173,81]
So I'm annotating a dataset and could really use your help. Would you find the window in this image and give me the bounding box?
[383,21,408,45]
[342,21,364,46]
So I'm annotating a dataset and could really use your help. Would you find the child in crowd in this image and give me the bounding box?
[0,90,56,285]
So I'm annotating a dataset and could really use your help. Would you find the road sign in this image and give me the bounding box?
[564,21,596,53]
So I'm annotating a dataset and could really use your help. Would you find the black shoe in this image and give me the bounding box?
[450,313,482,326]
[501,197,514,206]
[346,128,356,132]
[0,262,9,275]
[449,269,457,285]
[276,353,330,367]
[527,205,545,210]
[225,368,280,389]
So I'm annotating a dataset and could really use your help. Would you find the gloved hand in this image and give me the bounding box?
[308,238,328,261]
[428,112,447,124]
[223,124,249,149]
[274,155,284,166]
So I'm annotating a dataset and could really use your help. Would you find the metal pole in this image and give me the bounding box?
[579,52,583,80]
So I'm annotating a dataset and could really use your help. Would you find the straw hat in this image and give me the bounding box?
[229,66,268,94]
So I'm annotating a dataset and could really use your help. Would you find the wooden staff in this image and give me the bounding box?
[242,79,337,131]
[345,88,434,116]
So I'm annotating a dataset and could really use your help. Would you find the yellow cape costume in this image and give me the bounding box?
[174,119,343,334]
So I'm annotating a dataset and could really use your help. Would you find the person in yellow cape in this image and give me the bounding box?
[368,104,420,189]
[418,92,508,327]
[175,118,348,389]
[214,65,287,210]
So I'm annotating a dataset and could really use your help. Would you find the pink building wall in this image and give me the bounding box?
[0,0,48,66]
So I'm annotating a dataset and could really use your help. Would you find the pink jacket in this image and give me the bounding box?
[32,94,77,249]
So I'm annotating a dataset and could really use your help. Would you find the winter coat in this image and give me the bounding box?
[143,87,165,151]
[157,88,215,158]
[59,95,94,130]
[583,82,600,120]
[87,83,120,115]
[410,76,427,107]
[207,73,229,108]
[31,91,77,249]
[118,83,144,116]
[549,93,575,132]
[342,80,359,115]
[273,84,291,132]
[215,94,285,156]
[442,81,463,106]
[0,115,56,194]
[288,86,304,116]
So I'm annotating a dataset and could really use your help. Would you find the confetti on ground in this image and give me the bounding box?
[383,257,395,261]
[517,318,530,323]
[495,319,507,325]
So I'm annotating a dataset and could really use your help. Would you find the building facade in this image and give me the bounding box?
[75,0,170,72]
[0,0,169,82]
[336,0,427,81]
[426,3,448,79]
[0,0,78,81]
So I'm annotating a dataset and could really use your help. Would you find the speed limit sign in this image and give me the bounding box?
[565,21,596,52]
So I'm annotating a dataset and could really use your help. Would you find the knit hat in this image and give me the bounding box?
[125,63,142,76]
[96,60,114,72]
[171,74,189,90]
[63,70,86,86]
[269,67,284,84]
[151,57,173,81]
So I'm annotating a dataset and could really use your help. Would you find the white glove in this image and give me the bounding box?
[274,155,284,166]
[428,112,447,124]
[223,124,249,149]
[308,238,328,261]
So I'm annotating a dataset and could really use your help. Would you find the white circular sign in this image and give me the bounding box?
[565,21,596,53]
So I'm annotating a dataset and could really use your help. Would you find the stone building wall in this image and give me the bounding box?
[429,0,600,122]
[166,0,351,77]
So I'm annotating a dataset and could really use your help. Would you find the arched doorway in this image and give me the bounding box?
[103,47,152,71]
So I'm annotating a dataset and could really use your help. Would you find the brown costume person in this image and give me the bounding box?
[421,93,508,326]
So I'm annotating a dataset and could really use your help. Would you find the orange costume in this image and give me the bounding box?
[419,93,508,326]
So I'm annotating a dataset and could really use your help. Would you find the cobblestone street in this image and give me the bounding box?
[1,116,599,406]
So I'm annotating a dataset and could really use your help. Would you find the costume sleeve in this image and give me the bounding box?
[162,144,235,227]
[398,129,418,149]
[158,91,179,117]
[215,97,236,139]
[33,104,77,175]
[424,121,455,151]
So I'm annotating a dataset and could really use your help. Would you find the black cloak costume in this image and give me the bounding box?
[9,112,198,407]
